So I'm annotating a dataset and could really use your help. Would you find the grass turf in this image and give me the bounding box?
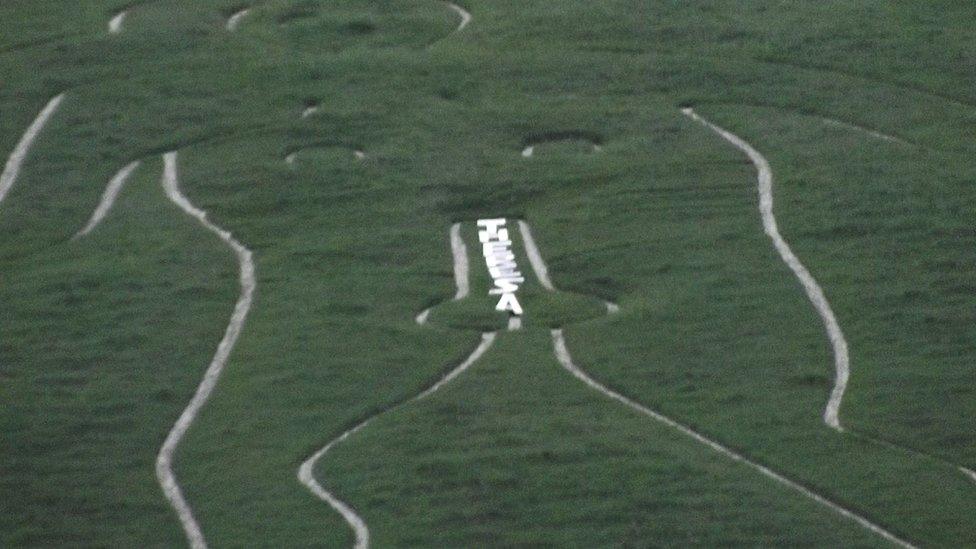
[1,0,974,546]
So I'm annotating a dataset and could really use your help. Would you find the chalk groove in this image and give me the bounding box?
[521,142,601,157]
[517,221,555,291]
[518,220,622,314]
[75,161,140,238]
[682,107,849,432]
[450,222,470,299]
[416,222,469,324]
[444,2,472,32]
[226,8,251,31]
[108,11,127,34]
[820,117,908,146]
[156,152,255,549]
[299,332,496,548]
[1,93,65,206]
[962,466,976,484]
[551,329,913,548]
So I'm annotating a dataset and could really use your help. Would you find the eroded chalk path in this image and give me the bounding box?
[550,330,914,548]
[0,93,65,206]
[156,152,256,549]
[298,333,497,549]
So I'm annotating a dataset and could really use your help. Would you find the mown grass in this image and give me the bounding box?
[1,0,974,546]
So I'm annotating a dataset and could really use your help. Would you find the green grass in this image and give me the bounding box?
[1,0,975,546]
[320,329,883,547]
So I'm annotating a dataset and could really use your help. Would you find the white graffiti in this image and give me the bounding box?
[477,218,524,316]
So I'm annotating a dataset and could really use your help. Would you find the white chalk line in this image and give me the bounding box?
[693,102,911,148]
[74,161,141,238]
[819,117,908,146]
[682,107,850,432]
[855,424,976,488]
[962,467,976,484]
[519,220,622,317]
[507,316,521,331]
[285,149,366,167]
[521,142,602,158]
[450,222,470,299]
[444,2,472,32]
[551,329,914,548]
[299,332,496,548]
[684,108,976,486]
[108,10,127,34]
[156,151,255,549]
[0,93,65,206]
[517,221,556,291]
[416,222,469,325]
[226,8,251,32]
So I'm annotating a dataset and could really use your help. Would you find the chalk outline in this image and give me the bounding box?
[0,93,65,206]
[156,151,256,549]
[525,216,911,545]
[416,222,469,324]
[298,332,497,549]
[518,220,619,315]
[74,161,141,238]
[227,7,252,32]
[109,10,127,34]
[521,142,602,158]
[551,329,914,548]
[682,107,851,431]
[443,2,471,33]
[682,107,976,484]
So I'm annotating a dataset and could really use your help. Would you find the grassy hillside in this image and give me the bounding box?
[1,0,974,546]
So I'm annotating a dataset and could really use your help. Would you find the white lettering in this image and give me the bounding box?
[488,277,524,295]
[495,292,524,315]
[477,218,525,317]
[485,252,516,268]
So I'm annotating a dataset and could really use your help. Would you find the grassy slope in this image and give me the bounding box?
[0,0,974,546]
[319,329,881,547]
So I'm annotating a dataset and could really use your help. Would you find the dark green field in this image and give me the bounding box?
[1,1,974,547]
